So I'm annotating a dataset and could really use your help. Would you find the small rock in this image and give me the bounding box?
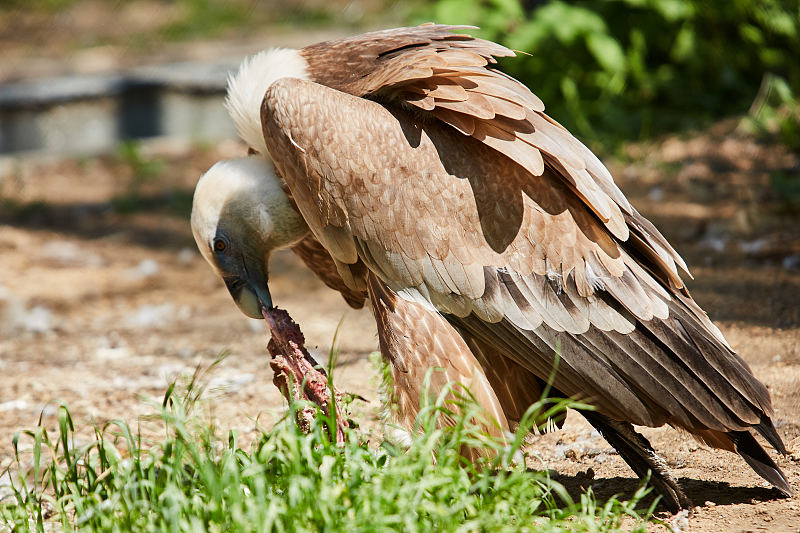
[111,376,143,390]
[208,373,256,390]
[177,247,196,265]
[0,286,25,333]
[125,303,174,328]
[39,240,104,267]
[177,348,194,358]
[783,254,800,270]
[0,399,28,412]
[667,509,690,533]
[622,166,639,181]
[739,238,769,255]
[95,346,131,360]
[565,449,579,461]
[668,458,687,468]
[40,404,59,417]
[699,236,726,253]
[125,259,159,281]
[647,186,664,202]
[0,287,54,334]
[20,306,53,333]
[0,472,13,500]
[155,363,186,381]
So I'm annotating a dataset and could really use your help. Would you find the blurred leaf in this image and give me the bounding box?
[432,0,477,24]
[537,2,606,43]
[740,24,765,45]
[743,74,800,151]
[493,0,525,19]
[650,0,694,22]
[506,19,548,50]
[586,32,626,74]
[671,23,695,61]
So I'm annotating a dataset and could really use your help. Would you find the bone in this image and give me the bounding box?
[262,307,349,442]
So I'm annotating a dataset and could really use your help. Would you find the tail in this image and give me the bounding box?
[728,430,793,497]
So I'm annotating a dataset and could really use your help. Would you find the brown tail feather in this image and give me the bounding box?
[728,430,793,497]
[755,415,788,455]
[691,426,791,496]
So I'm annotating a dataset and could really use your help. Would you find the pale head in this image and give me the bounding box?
[225,48,310,155]
[191,156,309,318]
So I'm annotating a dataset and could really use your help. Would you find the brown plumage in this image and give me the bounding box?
[220,24,791,511]
[366,272,510,460]
[290,235,366,309]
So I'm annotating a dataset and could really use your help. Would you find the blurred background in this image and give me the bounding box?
[1,2,799,523]
[3,0,799,152]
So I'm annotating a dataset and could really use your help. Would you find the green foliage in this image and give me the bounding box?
[1,380,655,532]
[742,73,800,150]
[112,141,168,214]
[414,0,800,146]
[160,0,254,41]
[0,0,77,11]
[737,73,800,206]
[115,140,165,184]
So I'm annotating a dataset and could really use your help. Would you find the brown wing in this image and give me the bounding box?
[261,78,782,455]
[290,235,366,309]
[300,24,687,286]
[459,331,558,430]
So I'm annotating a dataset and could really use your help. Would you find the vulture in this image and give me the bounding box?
[191,24,792,511]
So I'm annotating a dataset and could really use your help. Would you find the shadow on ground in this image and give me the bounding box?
[552,470,789,512]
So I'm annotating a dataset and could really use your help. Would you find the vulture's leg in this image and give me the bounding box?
[579,410,692,513]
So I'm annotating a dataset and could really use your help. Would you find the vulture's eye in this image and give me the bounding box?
[213,238,227,252]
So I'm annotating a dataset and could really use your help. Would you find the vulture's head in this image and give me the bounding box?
[191,156,309,318]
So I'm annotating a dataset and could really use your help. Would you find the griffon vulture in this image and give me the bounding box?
[191,25,792,510]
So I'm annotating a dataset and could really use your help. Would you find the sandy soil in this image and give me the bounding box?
[1,123,799,531]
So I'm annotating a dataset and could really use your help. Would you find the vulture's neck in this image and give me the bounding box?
[226,48,310,155]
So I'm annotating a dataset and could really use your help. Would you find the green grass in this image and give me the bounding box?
[0,370,656,532]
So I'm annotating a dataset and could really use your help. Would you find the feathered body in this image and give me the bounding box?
[206,24,791,510]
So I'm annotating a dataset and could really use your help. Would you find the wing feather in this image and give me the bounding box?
[299,24,688,268]
[290,235,366,309]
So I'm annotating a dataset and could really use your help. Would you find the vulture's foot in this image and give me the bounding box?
[580,410,692,513]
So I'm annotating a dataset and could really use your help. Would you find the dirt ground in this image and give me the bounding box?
[1,122,799,531]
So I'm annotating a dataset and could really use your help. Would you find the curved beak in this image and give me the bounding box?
[224,269,273,319]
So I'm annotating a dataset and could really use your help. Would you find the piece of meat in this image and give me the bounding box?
[262,307,349,442]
